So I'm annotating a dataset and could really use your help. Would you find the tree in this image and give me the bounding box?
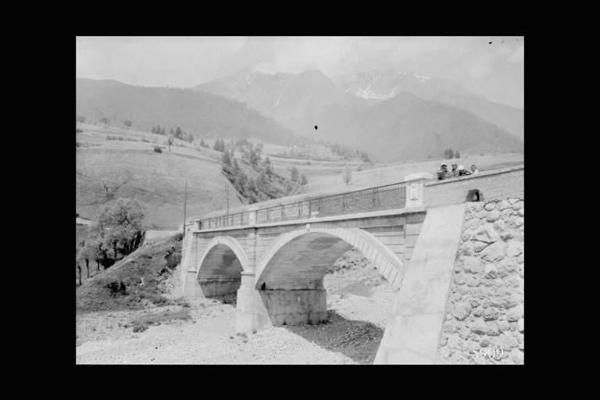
[221,149,232,166]
[290,166,299,183]
[444,148,455,159]
[263,157,273,176]
[95,198,145,261]
[76,263,82,286]
[167,135,174,152]
[76,115,86,123]
[343,166,352,185]
[100,117,110,126]
[454,150,461,159]
[77,247,90,279]
[174,126,183,140]
[300,174,308,186]
[360,152,371,163]
[124,120,132,128]
[213,139,225,152]
[249,148,260,166]
[78,238,104,275]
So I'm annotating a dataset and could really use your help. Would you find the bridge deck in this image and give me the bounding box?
[190,164,523,232]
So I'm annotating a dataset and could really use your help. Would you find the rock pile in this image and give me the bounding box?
[438,198,524,364]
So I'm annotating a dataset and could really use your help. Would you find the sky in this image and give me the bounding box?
[76,36,524,109]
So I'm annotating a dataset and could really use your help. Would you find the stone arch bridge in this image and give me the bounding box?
[179,165,524,362]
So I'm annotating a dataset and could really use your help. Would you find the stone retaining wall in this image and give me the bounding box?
[436,197,524,364]
[425,166,524,208]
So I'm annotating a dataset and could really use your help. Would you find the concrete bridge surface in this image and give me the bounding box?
[179,165,524,363]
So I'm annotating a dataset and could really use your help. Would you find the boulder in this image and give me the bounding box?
[498,319,511,332]
[512,217,524,228]
[473,240,491,253]
[466,275,480,287]
[486,322,501,336]
[507,304,524,321]
[483,307,499,321]
[452,302,472,321]
[486,210,501,223]
[443,320,458,334]
[447,335,461,349]
[464,257,484,274]
[498,333,518,351]
[481,241,506,262]
[454,272,466,285]
[499,200,511,211]
[474,224,500,243]
[506,241,524,257]
[471,321,488,335]
[484,264,498,279]
[460,241,475,256]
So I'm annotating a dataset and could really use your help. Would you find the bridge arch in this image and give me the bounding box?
[252,227,406,325]
[255,227,406,289]
[196,236,250,298]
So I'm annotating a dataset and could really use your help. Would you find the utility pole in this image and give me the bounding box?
[226,179,230,221]
[182,180,187,236]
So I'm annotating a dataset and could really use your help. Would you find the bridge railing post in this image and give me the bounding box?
[247,205,258,226]
[404,172,434,208]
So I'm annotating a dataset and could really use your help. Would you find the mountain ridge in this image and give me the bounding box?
[76,78,304,146]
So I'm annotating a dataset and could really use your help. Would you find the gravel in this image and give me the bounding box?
[76,251,398,364]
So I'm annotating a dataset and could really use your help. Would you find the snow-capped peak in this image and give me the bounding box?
[355,85,397,100]
[413,73,431,83]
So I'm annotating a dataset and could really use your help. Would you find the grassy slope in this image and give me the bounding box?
[76,236,183,313]
[76,124,243,229]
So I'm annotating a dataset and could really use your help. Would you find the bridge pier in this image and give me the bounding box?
[236,274,328,332]
[258,289,327,326]
[235,271,271,334]
[198,275,240,298]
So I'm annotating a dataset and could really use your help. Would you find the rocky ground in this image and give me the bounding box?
[76,249,398,364]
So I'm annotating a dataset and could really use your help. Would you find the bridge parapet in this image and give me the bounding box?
[192,178,427,232]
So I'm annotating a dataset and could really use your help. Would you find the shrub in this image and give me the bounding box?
[105,280,127,297]
[132,324,148,333]
[153,146,162,153]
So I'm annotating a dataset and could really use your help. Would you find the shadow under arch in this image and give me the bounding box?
[196,236,250,301]
[254,228,405,326]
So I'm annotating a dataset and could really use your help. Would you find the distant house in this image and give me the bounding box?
[76,216,94,226]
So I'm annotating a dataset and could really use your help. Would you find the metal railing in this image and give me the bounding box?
[195,181,407,230]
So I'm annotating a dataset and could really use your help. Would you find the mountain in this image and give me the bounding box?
[194,69,345,136]
[76,78,302,146]
[314,92,523,162]
[195,69,523,162]
[338,69,524,141]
